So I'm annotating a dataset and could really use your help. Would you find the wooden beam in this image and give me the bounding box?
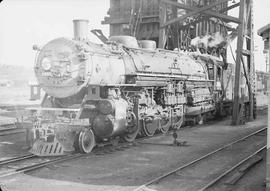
[242,49,251,56]
[245,0,251,27]
[160,0,240,26]
[161,0,239,14]
[241,55,251,95]
[159,2,167,48]
[161,0,237,28]
[247,0,254,120]
[181,16,235,31]
[203,11,240,23]
[219,2,240,13]
[161,0,195,11]
[232,0,245,125]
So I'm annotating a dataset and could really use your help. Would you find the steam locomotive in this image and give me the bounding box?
[29,20,238,156]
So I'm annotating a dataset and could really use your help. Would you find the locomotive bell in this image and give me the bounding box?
[73,19,89,40]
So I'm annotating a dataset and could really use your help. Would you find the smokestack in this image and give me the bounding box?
[73,19,89,40]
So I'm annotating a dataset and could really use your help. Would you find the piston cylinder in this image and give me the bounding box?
[93,114,114,138]
[92,98,128,139]
[98,99,115,115]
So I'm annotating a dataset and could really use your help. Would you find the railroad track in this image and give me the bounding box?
[198,146,265,191]
[0,124,25,136]
[0,128,174,178]
[0,154,35,166]
[0,152,85,178]
[0,141,145,178]
[0,126,266,182]
[133,127,267,191]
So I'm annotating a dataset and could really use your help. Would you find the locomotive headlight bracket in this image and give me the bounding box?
[41,57,52,71]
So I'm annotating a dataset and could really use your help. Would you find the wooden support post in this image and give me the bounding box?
[158,1,166,48]
[232,0,245,125]
[232,0,254,125]
[247,0,254,121]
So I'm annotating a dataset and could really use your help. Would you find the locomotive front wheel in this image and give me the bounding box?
[78,129,96,153]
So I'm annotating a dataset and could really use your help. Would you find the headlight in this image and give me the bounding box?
[41,57,52,71]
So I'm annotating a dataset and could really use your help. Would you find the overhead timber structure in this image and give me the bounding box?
[102,0,232,50]
[102,0,255,125]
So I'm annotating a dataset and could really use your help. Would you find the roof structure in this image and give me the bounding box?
[257,23,270,38]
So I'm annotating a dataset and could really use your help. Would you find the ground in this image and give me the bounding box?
[0,113,267,191]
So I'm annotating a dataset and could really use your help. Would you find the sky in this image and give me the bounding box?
[0,0,110,68]
[0,0,269,71]
[253,1,270,71]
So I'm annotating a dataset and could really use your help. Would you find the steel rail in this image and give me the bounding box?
[0,129,25,136]
[0,126,174,178]
[133,127,266,191]
[198,145,266,191]
[0,129,172,178]
[0,125,265,181]
[0,153,83,178]
[0,126,16,131]
[0,154,35,165]
[0,123,27,136]
[0,124,17,131]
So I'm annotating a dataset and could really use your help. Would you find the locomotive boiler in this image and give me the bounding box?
[29,20,231,156]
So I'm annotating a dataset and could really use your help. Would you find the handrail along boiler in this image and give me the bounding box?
[30,19,236,156]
